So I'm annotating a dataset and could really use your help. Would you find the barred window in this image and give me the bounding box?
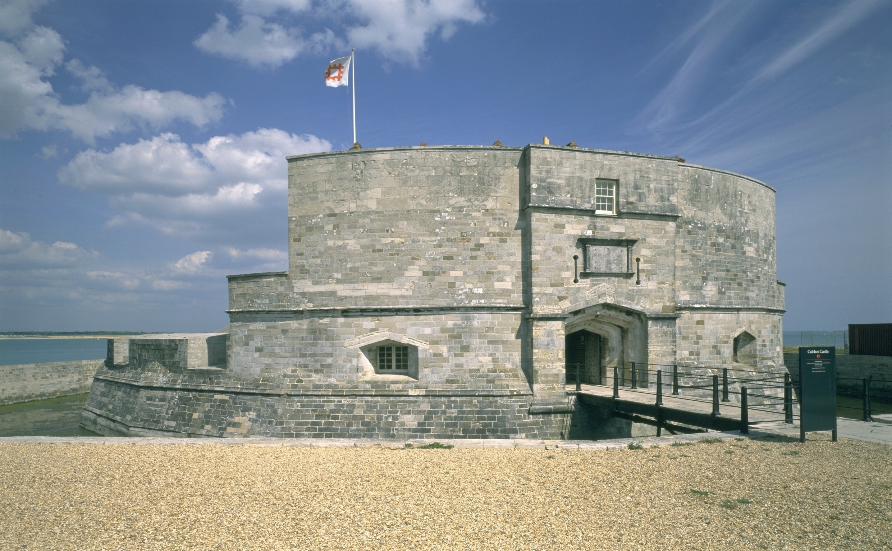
[377,345,409,371]
[595,180,616,214]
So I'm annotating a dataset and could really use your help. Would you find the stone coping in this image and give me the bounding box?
[286,144,680,163]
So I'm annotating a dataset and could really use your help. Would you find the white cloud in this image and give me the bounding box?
[343,0,485,65]
[753,0,884,83]
[60,133,213,195]
[170,251,214,275]
[65,59,111,92]
[0,228,98,268]
[638,0,886,134]
[58,128,330,238]
[0,27,228,143]
[17,24,64,71]
[236,0,312,17]
[0,0,52,36]
[38,144,57,158]
[195,14,310,69]
[194,0,485,68]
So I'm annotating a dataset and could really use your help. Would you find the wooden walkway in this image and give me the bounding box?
[571,383,793,433]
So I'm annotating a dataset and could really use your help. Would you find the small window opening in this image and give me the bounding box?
[595,180,616,214]
[733,331,757,366]
[377,345,409,371]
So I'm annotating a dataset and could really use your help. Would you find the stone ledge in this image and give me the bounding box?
[529,400,575,414]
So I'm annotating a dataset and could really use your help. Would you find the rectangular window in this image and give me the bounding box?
[378,346,409,371]
[595,180,616,214]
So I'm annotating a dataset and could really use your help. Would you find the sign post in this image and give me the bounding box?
[798,347,837,442]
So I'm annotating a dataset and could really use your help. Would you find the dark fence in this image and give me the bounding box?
[849,324,892,357]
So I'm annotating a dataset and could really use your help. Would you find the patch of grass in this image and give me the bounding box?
[670,442,693,447]
[627,442,644,450]
[782,450,800,456]
[736,498,752,505]
[734,437,744,441]
[724,450,735,454]
[829,514,840,520]
[720,499,738,510]
[546,454,555,459]
[690,489,709,496]
[699,438,723,444]
[417,442,453,449]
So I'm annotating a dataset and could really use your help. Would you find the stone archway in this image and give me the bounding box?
[565,329,601,385]
[564,303,648,387]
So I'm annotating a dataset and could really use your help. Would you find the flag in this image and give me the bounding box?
[324,55,351,87]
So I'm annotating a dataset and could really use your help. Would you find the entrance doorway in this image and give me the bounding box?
[566,329,601,385]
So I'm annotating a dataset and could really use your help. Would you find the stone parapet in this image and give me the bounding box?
[227,272,291,311]
[1,359,103,405]
[128,333,228,372]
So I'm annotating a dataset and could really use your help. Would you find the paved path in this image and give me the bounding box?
[751,418,892,445]
[2,417,889,448]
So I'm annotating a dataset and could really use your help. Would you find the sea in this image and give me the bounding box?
[0,338,108,366]
[0,338,110,436]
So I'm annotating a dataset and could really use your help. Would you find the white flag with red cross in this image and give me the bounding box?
[324,55,351,87]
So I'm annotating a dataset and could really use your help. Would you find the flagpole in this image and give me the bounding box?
[351,49,356,145]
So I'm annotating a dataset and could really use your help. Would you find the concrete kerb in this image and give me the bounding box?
[0,430,781,449]
[5,418,890,447]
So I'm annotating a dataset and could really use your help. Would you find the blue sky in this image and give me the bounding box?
[0,0,889,333]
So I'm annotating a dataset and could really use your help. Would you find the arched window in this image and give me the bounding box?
[347,331,426,380]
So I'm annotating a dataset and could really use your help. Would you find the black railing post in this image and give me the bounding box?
[863,376,872,422]
[613,366,619,399]
[631,361,637,389]
[740,385,749,434]
[656,370,663,406]
[656,405,662,437]
[575,363,581,392]
[722,368,730,402]
[784,373,793,424]
[711,374,720,417]
[672,364,679,395]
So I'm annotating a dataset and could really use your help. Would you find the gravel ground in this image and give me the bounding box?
[1,434,890,550]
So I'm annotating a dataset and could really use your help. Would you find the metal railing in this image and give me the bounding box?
[834,375,892,421]
[568,361,892,428]
[568,361,797,434]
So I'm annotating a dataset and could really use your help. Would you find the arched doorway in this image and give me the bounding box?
[564,303,648,388]
[565,329,601,385]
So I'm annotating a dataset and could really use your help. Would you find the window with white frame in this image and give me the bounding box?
[595,180,617,214]
[376,345,409,372]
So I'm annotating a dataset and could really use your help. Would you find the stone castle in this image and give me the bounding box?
[82,142,785,439]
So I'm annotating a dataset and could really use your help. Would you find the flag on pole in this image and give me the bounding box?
[324,55,352,87]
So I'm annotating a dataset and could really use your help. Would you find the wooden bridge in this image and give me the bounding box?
[567,366,797,435]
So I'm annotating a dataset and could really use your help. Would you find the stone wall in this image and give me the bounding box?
[82,370,572,439]
[1,359,103,405]
[285,147,525,310]
[784,353,892,400]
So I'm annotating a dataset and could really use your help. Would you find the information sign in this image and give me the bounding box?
[798,347,837,442]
